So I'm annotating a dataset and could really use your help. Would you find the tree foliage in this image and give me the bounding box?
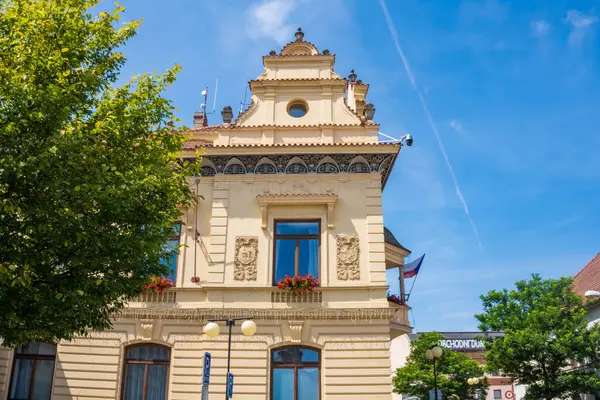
[0,0,197,346]
[476,274,600,399]
[393,332,488,399]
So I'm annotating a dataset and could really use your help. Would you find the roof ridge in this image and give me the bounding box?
[573,252,600,279]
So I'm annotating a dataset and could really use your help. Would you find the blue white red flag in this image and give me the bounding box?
[403,254,425,279]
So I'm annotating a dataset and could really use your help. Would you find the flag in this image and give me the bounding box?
[403,254,425,279]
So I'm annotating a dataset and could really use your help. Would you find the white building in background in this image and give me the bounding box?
[573,252,600,400]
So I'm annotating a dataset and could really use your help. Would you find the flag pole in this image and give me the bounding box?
[399,264,406,304]
[406,271,419,303]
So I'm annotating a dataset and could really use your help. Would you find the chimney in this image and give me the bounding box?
[221,106,233,124]
[193,111,207,128]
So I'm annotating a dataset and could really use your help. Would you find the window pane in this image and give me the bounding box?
[31,360,55,400]
[275,240,296,282]
[170,223,181,238]
[298,239,319,278]
[127,346,170,362]
[17,343,56,356]
[300,349,319,363]
[494,390,502,399]
[298,368,319,400]
[146,365,169,400]
[276,222,319,235]
[272,368,294,400]
[273,348,319,363]
[10,358,33,399]
[161,240,179,284]
[123,364,145,400]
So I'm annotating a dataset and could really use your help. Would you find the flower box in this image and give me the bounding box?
[143,276,174,294]
[277,275,320,295]
[387,293,404,305]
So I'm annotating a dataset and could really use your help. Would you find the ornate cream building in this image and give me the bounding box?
[0,28,412,400]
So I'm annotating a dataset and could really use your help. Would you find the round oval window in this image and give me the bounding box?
[288,101,308,118]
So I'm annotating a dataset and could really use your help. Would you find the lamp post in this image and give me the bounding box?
[203,317,257,400]
[425,346,443,400]
[468,377,483,400]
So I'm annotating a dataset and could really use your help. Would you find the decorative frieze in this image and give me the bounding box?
[117,307,398,321]
[234,237,258,281]
[195,153,395,187]
[336,235,360,280]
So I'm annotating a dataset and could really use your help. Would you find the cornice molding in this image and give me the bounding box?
[257,193,338,229]
[116,307,400,321]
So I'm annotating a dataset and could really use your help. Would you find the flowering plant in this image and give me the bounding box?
[143,276,174,294]
[387,293,404,305]
[277,274,319,295]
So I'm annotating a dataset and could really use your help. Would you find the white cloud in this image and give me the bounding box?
[247,0,297,44]
[564,10,598,46]
[531,20,550,37]
[449,119,464,134]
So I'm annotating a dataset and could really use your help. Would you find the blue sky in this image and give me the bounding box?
[111,0,600,331]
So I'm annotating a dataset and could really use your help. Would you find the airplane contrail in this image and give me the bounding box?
[379,0,484,251]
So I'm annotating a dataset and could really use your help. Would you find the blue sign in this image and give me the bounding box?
[227,372,234,398]
[429,389,442,400]
[202,352,211,386]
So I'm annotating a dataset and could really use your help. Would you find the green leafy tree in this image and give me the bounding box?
[393,332,488,399]
[0,0,198,347]
[476,274,600,399]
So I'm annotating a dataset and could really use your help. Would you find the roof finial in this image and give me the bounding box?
[295,27,304,42]
[348,69,357,83]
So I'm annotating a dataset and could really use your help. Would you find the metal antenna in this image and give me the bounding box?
[238,83,250,117]
[211,78,218,114]
[203,79,219,115]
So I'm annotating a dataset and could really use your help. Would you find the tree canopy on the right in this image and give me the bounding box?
[476,274,600,400]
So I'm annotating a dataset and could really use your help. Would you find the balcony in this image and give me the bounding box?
[135,291,177,304]
[270,289,323,304]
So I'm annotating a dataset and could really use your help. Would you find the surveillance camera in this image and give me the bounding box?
[400,133,413,146]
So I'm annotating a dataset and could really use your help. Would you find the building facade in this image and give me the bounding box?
[573,252,600,400]
[391,332,519,400]
[0,29,412,400]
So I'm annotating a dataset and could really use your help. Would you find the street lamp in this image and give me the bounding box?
[468,377,484,400]
[203,317,257,399]
[425,346,443,400]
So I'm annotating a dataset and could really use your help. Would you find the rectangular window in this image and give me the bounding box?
[273,220,320,284]
[8,343,57,400]
[271,347,320,400]
[162,223,181,285]
[122,344,170,400]
[494,389,502,399]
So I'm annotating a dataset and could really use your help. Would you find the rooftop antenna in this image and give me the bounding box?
[238,82,251,117]
[201,78,219,115]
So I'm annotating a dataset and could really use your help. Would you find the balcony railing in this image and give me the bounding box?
[271,290,322,304]
[135,291,177,304]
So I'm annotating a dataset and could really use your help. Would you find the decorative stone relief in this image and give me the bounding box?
[234,237,258,281]
[336,235,360,280]
[138,319,156,340]
[288,320,304,343]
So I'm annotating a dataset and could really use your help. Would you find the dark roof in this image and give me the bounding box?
[573,253,600,296]
[384,227,411,254]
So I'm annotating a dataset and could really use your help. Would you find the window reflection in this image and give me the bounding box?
[273,221,320,284]
[8,343,57,400]
[271,347,320,400]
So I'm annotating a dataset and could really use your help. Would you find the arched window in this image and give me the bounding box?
[8,343,56,400]
[271,346,320,400]
[121,344,170,400]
